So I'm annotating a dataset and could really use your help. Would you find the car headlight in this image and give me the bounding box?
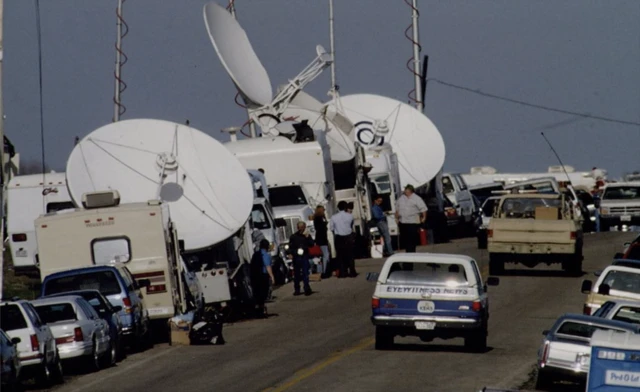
[600,207,609,214]
[284,244,289,250]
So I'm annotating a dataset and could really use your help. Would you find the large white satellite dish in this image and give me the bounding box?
[203,1,272,107]
[66,119,253,251]
[333,94,446,188]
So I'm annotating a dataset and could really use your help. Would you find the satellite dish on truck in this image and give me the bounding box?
[66,119,253,252]
[332,94,446,188]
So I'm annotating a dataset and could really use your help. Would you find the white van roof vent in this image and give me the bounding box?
[82,190,121,209]
[470,166,497,175]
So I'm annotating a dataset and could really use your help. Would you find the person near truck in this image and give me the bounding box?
[313,205,331,278]
[330,201,357,278]
[395,184,427,253]
[250,239,275,318]
[372,195,394,257]
[288,221,314,296]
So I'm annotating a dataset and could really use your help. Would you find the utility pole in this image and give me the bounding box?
[228,0,257,138]
[113,0,125,122]
[328,0,337,97]
[411,0,423,112]
[0,0,6,299]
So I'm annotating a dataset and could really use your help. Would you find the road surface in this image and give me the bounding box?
[46,232,636,392]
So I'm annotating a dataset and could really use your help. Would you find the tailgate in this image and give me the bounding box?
[373,284,479,319]
[490,219,575,244]
[547,340,590,370]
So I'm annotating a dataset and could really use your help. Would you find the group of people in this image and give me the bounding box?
[249,184,429,318]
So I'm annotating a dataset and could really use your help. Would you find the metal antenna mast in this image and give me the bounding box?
[410,0,422,111]
[113,0,128,122]
[328,0,337,97]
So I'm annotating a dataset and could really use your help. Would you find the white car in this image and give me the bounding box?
[31,296,111,371]
[0,299,63,386]
[582,265,640,315]
[592,299,640,326]
[536,313,640,390]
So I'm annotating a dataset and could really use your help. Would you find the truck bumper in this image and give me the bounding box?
[488,242,576,254]
[600,215,640,227]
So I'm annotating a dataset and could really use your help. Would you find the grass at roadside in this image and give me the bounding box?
[2,249,40,300]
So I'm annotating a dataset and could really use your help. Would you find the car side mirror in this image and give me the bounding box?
[10,337,21,345]
[542,330,550,336]
[624,242,631,247]
[598,284,610,296]
[275,218,287,228]
[366,272,380,282]
[581,280,593,294]
[178,240,185,253]
[594,270,602,277]
[614,253,624,259]
[487,277,500,286]
[138,278,151,288]
[112,305,123,313]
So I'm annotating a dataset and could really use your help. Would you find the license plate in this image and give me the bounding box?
[415,321,435,330]
[147,308,168,316]
[15,250,27,257]
[417,300,435,313]
[621,215,632,222]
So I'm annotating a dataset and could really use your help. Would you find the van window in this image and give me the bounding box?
[44,271,123,297]
[92,237,131,264]
[0,304,28,331]
[442,176,455,194]
[386,261,469,286]
[46,201,75,213]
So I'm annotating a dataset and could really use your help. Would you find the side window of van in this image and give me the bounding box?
[442,176,455,194]
[470,260,484,294]
[91,237,131,264]
[122,268,138,292]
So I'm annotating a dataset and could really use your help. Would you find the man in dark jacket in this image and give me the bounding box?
[288,221,314,296]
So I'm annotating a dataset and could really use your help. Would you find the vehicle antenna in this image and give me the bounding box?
[540,132,571,184]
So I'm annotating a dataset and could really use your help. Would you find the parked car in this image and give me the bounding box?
[0,329,21,391]
[369,253,499,351]
[592,299,640,326]
[594,258,640,277]
[536,314,640,390]
[43,290,124,362]
[40,264,150,351]
[582,265,640,315]
[0,299,63,386]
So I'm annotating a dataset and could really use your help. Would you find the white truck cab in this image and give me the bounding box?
[366,144,401,241]
[6,173,74,276]
[598,182,640,231]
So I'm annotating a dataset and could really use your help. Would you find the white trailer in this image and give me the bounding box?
[6,172,73,275]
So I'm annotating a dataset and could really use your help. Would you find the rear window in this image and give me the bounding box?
[0,304,28,331]
[556,322,622,339]
[44,271,123,297]
[500,197,562,219]
[386,262,468,286]
[34,303,77,323]
[601,270,640,295]
[612,306,640,325]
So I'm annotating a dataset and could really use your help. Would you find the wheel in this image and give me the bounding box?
[91,339,101,371]
[464,327,487,352]
[50,351,64,384]
[100,339,117,368]
[477,232,488,249]
[535,369,553,391]
[117,336,126,361]
[374,326,394,350]
[35,351,52,387]
[489,254,504,275]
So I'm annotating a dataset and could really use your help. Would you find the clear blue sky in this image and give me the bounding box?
[4,0,640,177]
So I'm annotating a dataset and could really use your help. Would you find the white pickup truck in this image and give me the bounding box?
[598,182,640,231]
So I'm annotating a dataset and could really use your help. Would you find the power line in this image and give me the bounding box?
[426,78,640,127]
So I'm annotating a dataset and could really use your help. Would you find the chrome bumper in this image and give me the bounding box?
[372,315,480,329]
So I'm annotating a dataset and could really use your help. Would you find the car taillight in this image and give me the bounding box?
[147,284,167,293]
[540,341,550,367]
[30,334,39,352]
[122,297,132,314]
[12,233,27,242]
[371,297,380,309]
[570,231,576,240]
[583,304,591,315]
[74,327,83,342]
[472,301,482,312]
[55,336,74,345]
[487,229,493,238]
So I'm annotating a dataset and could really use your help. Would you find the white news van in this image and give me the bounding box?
[35,190,199,328]
[7,173,74,276]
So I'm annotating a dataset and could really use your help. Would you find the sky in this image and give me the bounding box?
[4,0,640,178]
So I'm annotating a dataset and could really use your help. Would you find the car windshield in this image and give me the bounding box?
[34,303,77,323]
[507,181,556,194]
[386,261,469,286]
[603,186,640,200]
[251,204,270,230]
[601,270,640,295]
[611,306,640,325]
[482,199,498,217]
[500,197,562,218]
[44,271,122,297]
[0,304,27,331]
[556,321,623,339]
[269,186,307,207]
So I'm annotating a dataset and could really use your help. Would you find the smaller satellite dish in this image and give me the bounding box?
[66,119,254,251]
[203,2,272,107]
[334,94,446,188]
[316,45,332,63]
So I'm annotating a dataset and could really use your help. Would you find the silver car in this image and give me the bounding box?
[592,299,640,326]
[31,296,111,371]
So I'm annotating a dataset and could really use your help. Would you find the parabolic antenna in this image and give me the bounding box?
[66,119,254,252]
[203,2,272,107]
[333,94,446,188]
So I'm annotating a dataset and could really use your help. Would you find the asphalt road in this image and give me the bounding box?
[44,231,636,392]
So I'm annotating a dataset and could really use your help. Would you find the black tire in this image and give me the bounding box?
[464,327,488,353]
[91,339,101,372]
[535,369,553,391]
[100,340,117,368]
[489,254,504,275]
[50,351,64,384]
[117,336,126,361]
[374,326,394,350]
[35,351,52,387]
[477,232,488,249]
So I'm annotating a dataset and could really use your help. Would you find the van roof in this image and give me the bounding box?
[43,264,128,280]
[8,173,66,188]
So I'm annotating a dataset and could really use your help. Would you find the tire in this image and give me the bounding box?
[535,369,553,391]
[50,351,64,384]
[35,352,52,387]
[489,254,504,275]
[117,336,126,361]
[374,326,394,350]
[91,339,101,372]
[477,232,487,249]
[101,340,117,368]
[464,326,488,353]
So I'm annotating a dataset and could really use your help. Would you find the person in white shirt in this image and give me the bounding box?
[330,201,357,277]
[395,184,428,253]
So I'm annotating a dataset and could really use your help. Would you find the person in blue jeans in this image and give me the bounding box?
[288,221,314,296]
[313,205,331,278]
[372,195,394,257]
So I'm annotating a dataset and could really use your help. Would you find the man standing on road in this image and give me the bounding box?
[330,201,357,278]
[395,184,427,253]
[372,195,394,257]
[250,239,275,318]
[313,205,331,278]
[288,222,314,296]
